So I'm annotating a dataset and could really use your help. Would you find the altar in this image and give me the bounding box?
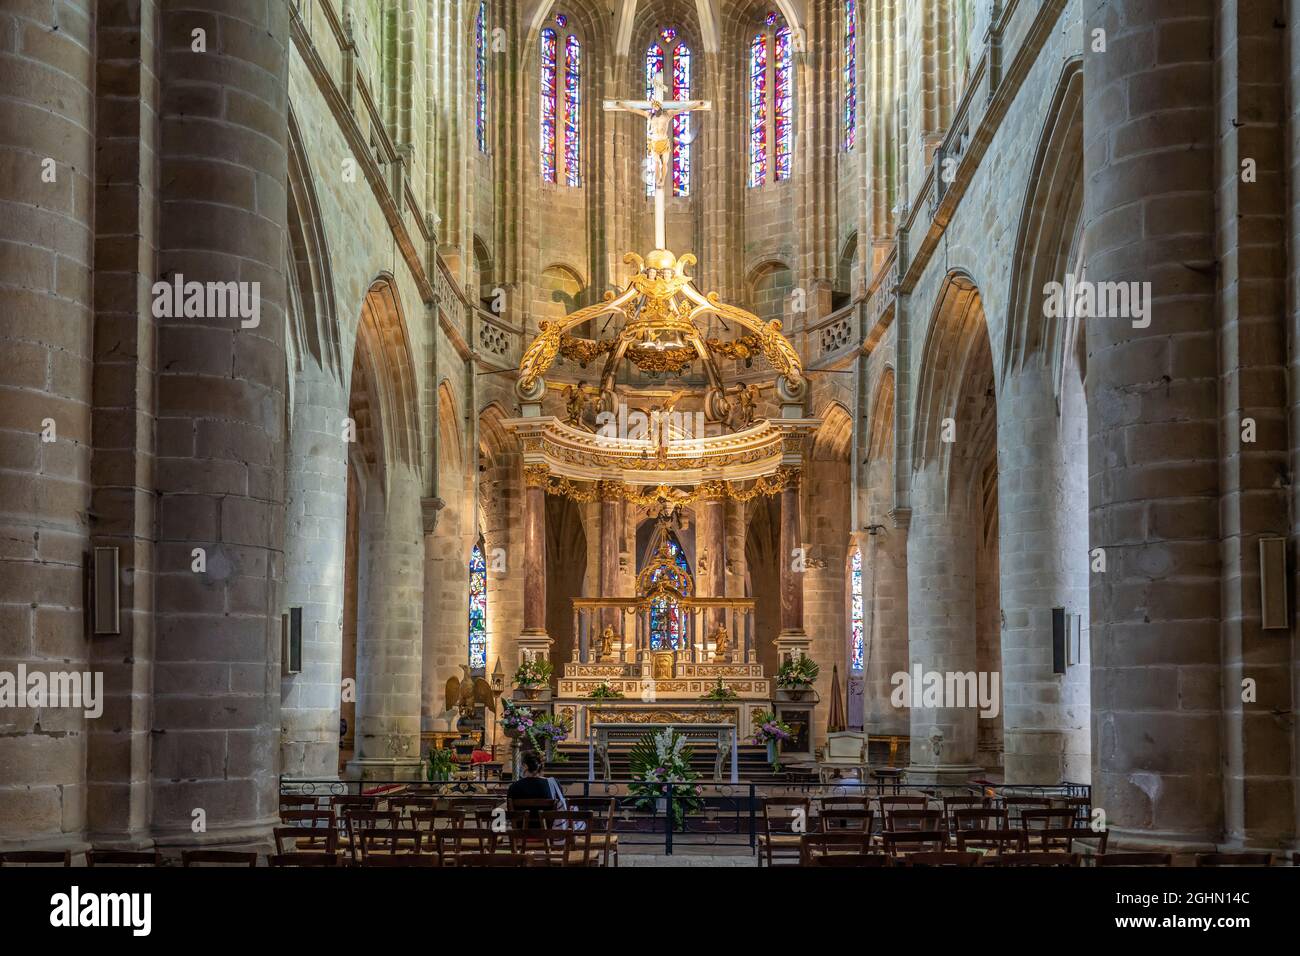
[589,722,739,783]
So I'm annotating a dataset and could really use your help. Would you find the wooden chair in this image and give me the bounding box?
[1095,853,1172,867]
[542,810,597,866]
[267,852,338,867]
[273,825,338,856]
[0,850,72,867]
[1000,796,1051,827]
[181,850,258,867]
[569,797,619,867]
[941,795,990,832]
[902,851,981,867]
[876,795,928,818]
[805,852,892,867]
[434,827,500,865]
[389,796,438,823]
[800,832,870,865]
[343,810,400,863]
[881,830,947,858]
[279,808,337,847]
[507,797,557,828]
[982,852,1079,867]
[329,794,377,814]
[816,796,872,812]
[950,808,1013,853]
[279,795,321,813]
[1197,852,1272,867]
[884,808,942,834]
[86,849,162,867]
[1018,808,1081,846]
[1022,827,1109,855]
[359,851,441,867]
[817,809,874,846]
[758,797,810,867]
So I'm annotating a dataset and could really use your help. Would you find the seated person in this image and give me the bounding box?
[507,752,567,826]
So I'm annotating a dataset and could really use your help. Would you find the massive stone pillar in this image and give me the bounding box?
[904,464,981,782]
[280,373,349,780]
[0,0,95,848]
[1084,0,1222,847]
[598,486,620,632]
[151,0,289,844]
[518,469,551,669]
[997,364,1090,784]
[348,464,424,780]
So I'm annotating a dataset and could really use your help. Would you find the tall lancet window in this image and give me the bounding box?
[469,539,488,672]
[648,534,692,650]
[850,546,864,671]
[843,0,857,150]
[475,1,488,152]
[645,28,693,197]
[541,14,582,186]
[748,13,794,187]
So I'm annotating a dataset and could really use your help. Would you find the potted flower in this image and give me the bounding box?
[628,728,702,829]
[775,656,820,700]
[512,658,553,699]
[751,709,793,770]
[425,747,455,782]
[529,712,571,762]
[587,682,625,700]
[700,678,737,702]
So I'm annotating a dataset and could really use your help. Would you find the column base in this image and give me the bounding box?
[344,756,423,783]
[903,763,985,786]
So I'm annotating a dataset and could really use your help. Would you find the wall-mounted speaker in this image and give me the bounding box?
[93,546,120,635]
[284,607,303,674]
[1052,607,1066,674]
[1259,536,1288,630]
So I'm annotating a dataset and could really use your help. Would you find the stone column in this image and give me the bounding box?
[1084,0,1221,847]
[348,463,424,780]
[279,373,349,780]
[904,464,982,783]
[522,477,548,635]
[697,496,726,634]
[0,0,95,848]
[598,485,620,634]
[997,365,1090,784]
[150,0,290,846]
[778,478,804,635]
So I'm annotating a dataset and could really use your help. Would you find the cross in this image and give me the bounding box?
[604,76,711,250]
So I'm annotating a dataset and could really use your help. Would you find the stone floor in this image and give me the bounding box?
[622,844,758,866]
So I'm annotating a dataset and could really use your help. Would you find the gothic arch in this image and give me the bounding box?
[811,400,853,461]
[865,365,895,464]
[1003,58,1084,392]
[286,104,340,378]
[350,276,423,481]
[436,380,463,475]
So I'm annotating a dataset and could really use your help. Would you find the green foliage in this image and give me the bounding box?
[425,748,455,781]
[775,656,820,688]
[700,678,738,701]
[513,658,554,687]
[587,682,625,700]
[627,728,703,829]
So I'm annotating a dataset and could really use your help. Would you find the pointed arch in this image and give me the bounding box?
[866,366,895,463]
[286,104,340,378]
[350,276,423,481]
[436,380,462,474]
[811,401,853,461]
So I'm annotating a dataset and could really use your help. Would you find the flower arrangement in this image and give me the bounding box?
[587,682,625,700]
[775,656,820,690]
[627,728,702,829]
[700,678,737,702]
[513,658,553,688]
[425,747,455,782]
[500,698,569,757]
[751,709,793,770]
[500,697,536,736]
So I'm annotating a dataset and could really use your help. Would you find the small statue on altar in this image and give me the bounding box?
[698,548,709,574]
[598,624,619,661]
[710,622,731,662]
[563,383,592,430]
[727,383,760,431]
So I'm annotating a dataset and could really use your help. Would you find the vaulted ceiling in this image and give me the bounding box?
[520,0,807,54]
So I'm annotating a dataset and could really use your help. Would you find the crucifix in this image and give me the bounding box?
[604,75,711,250]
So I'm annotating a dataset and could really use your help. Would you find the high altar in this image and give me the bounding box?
[500,78,823,768]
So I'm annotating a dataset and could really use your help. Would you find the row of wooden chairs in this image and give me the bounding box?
[0,849,258,867]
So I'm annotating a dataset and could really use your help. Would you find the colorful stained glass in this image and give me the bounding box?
[765,10,779,26]
[469,541,488,671]
[648,534,692,651]
[644,43,664,196]
[660,27,677,42]
[475,1,488,153]
[850,547,864,671]
[555,13,567,27]
[671,42,691,196]
[774,25,793,181]
[540,28,557,182]
[564,35,581,187]
[748,34,767,187]
[844,0,857,151]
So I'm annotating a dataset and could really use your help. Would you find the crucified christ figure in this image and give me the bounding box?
[603,76,712,196]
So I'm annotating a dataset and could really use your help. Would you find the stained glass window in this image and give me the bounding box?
[540,28,558,182]
[844,0,857,151]
[645,32,692,197]
[850,547,864,671]
[748,34,767,187]
[475,2,488,153]
[564,35,581,186]
[648,534,692,651]
[774,26,793,181]
[749,15,793,186]
[469,541,488,671]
